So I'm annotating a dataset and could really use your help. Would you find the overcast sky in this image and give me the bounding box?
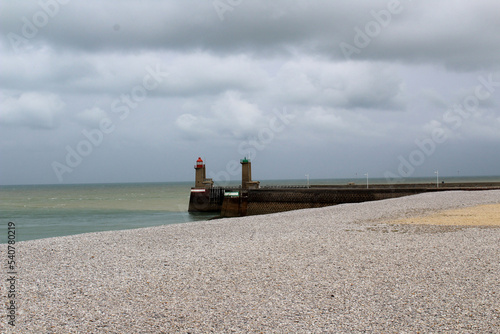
[1,0,499,185]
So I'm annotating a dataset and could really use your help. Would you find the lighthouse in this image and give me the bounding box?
[240,157,260,189]
[194,157,213,189]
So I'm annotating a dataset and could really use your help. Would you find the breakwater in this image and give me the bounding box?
[188,182,500,218]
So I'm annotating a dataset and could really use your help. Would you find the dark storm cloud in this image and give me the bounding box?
[2,0,499,69]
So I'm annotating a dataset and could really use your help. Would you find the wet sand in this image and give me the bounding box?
[389,203,500,226]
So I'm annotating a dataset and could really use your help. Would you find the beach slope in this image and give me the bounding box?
[3,190,500,333]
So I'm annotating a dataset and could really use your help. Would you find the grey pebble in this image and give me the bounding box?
[2,190,500,333]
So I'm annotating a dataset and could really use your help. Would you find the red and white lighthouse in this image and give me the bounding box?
[194,157,213,189]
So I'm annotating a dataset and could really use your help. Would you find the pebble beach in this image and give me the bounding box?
[3,190,500,333]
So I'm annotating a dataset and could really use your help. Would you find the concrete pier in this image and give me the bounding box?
[187,156,500,217]
[191,182,500,217]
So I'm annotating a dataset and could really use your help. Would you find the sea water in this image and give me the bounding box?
[1,176,499,243]
[0,182,214,243]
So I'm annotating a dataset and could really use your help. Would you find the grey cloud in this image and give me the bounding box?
[75,107,108,127]
[0,48,165,95]
[2,0,499,69]
[271,60,406,110]
[1,0,499,185]
[157,53,268,98]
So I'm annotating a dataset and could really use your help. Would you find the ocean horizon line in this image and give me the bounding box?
[2,174,500,188]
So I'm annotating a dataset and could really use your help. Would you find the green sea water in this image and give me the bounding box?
[1,176,499,243]
[0,182,214,243]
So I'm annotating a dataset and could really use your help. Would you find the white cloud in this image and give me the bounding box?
[303,107,344,129]
[75,107,108,127]
[175,91,269,140]
[175,114,212,140]
[0,92,65,129]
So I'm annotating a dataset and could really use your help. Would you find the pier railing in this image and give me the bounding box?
[260,185,309,189]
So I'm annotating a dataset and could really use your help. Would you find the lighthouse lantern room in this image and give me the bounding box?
[195,157,204,169]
